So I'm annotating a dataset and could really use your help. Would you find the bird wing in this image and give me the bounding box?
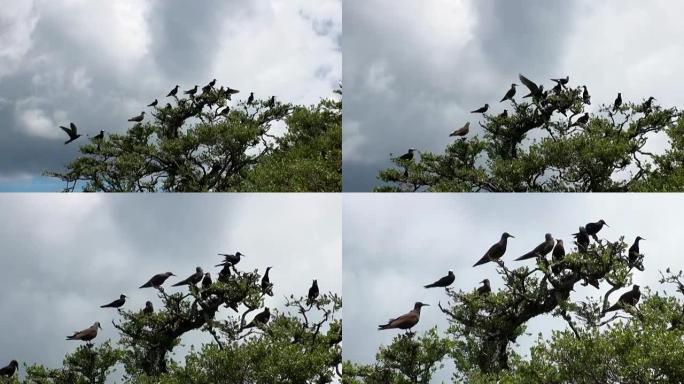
[60,126,72,136]
[70,122,77,133]
[518,74,540,94]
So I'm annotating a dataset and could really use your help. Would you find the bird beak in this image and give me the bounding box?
[98,324,102,329]
[510,235,515,238]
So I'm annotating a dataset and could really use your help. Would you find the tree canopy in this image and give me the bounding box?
[47,83,341,192]
[376,75,684,192]
[344,226,684,383]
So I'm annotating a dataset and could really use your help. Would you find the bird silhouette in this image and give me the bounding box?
[166,85,179,97]
[398,148,416,161]
[184,85,198,96]
[140,272,175,289]
[477,279,491,295]
[128,111,145,123]
[551,76,569,86]
[613,93,622,112]
[605,285,641,313]
[471,104,489,114]
[515,233,554,261]
[147,99,158,107]
[449,122,470,137]
[66,322,101,342]
[0,360,18,377]
[500,83,517,103]
[60,122,82,144]
[100,294,127,309]
[628,236,645,264]
[378,302,428,331]
[247,92,255,105]
[551,239,565,275]
[244,307,271,328]
[216,252,246,267]
[172,267,204,287]
[143,301,154,315]
[424,270,455,288]
[473,232,514,267]
[307,279,319,306]
[582,86,591,105]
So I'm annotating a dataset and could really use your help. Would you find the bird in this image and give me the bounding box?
[516,233,555,261]
[60,122,82,144]
[613,93,622,112]
[172,267,204,287]
[224,86,240,97]
[128,111,145,123]
[518,74,543,99]
[184,85,198,96]
[551,76,569,86]
[100,294,127,309]
[218,264,232,280]
[605,285,641,313]
[307,279,319,306]
[628,236,645,264]
[93,130,105,150]
[500,83,518,103]
[498,109,508,118]
[202,79,216,92]
[218,106,230,116]
[0,360,18,377]
[424,270,455,288]
[582,86,591,105]
[261,266,273,294]
[473,232,514,267]
[585,219,608,241]
[244,307,271,329]
[267,95,276,107]
[573,226,590,252]
[398,148,416,161]
[247,92,254,104]
[551,239,565,275]
[216,252,246,267]
[477,279,491,295]
[66,322,101,342]
[449,122,470,137]
[471,104,489,114]
[166,85,179,97]
[147,99,158,107]
[202,272,212,290]
[573,113,589,127]
[140,272,176,289]
[378,302,429,331]
[642,97,655,114]
[143,301,154,315]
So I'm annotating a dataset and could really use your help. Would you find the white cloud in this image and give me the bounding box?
[0,0,38,78]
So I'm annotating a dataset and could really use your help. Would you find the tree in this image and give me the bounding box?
[12,266,341,383]
[345,229,684,383]
[46,84,341,192]
[376,76,684,192]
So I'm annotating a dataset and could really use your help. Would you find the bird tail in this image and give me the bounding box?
[378,324,390,330]
[139,283,150,289]
[473,257,489,267]
[424,283,437,288]
[171,282,185,287]
[515,252,536,261]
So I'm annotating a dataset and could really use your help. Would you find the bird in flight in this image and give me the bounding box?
[60,122,82,144]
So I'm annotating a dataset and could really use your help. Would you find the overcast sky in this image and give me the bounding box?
[0,0,341,191]
[0,194,341,380]
[342,0,684,191]
[343,193,683,382]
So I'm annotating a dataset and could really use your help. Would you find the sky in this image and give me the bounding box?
[343,193,684,383]
[0,193,341,380]
[342,0,684,191]
[0,0,341,191]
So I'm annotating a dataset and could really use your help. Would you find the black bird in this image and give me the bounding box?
[582,86,591,105]
[307,279,319,305]
[424,270,455,288]
[216,252,246,267]
[202,272,212,290]
[140,272,176,289]
[551,239,565,275]
[498,109,508,119]
[573,113,589,126]
[184,85,198,96]
[473,232,514,267]
[628,236,645,264]
[516,233,555,261]
[477,279,491,295]
[518,74,543,98]
[261,266,273,294]
[552,82,563,94]
[202,79,216,92]
[500,83,518,103]
[218,106,230,116]
[66,322,101,342]
[247,92,254,104]
[147,99,158,107]
[642,97,655,114]
[93,130,104,150]
[172,267,204,287]
[244,307,271,329]
[267,95,276,107]
[0,360,18,377]
[166,85,179,97]
[224,86,240,96]
[218,264,232,280]
[573,226,590,252]
[60,122,82,144]
[471,104,489,114]
[551,76,569,86]
[378,302,428,331]
[613,93,622,112]
[100,294,127,309]
[606,285,641,313]
[128,111,145,123]
[585,219,608,241]
[449,122,470,137]
[143,301,154,315]
[398,148,416,161]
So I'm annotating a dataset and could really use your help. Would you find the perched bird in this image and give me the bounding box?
[500,83,518,103]
[473,232,514,267]
[172,267,204,287]
[642,97,655,114]
[218,264,232,280]
[202,79,216,92]
[477,279,491,295]
[573,226,590,252]
[60,122,82,144]
[552,82,563,94]
[216,252,246,267]
[628,236,645,264]
[398,148,416,161]
[378,302,429,331]
[606,285,641,313]
[498,109,508,119]
[143,301,154,315]
[247,92,254,104]
[573,113,589,127]
[424,270,455,288]
[147,99,158,107]
[518,74,543,99]
[307,279,319,305]
[100,294,127,309]
[167,85,180,97]
[184,85,198,96]
[224,86,240,96]
[244,307,271,328]
[267,95,276,107]
[0,360,18,377]
[261,266,273,294]
[582,86,591,105]
[613,93,622,112]
[140,272,176,289]
[218,106,230,116]
[449,122,470,137]
[585,219,608,241]
[202,272,213,290]
[551,76,569,86]
[471,104,489,114]
[516,233,555,261]
[551,239,565,275]
[66,322,101,342]
[93,130,104,150]
[128,111,145,123]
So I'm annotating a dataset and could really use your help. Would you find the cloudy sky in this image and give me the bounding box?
[0,194,341,380]
[343,193,683,382]
[0,0,341,191]
[342,0,684,191]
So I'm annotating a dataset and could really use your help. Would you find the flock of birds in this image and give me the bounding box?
[395,74,657,163]
[0,251,321,379]
[57,79,257,148]
[377,219,644,332]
